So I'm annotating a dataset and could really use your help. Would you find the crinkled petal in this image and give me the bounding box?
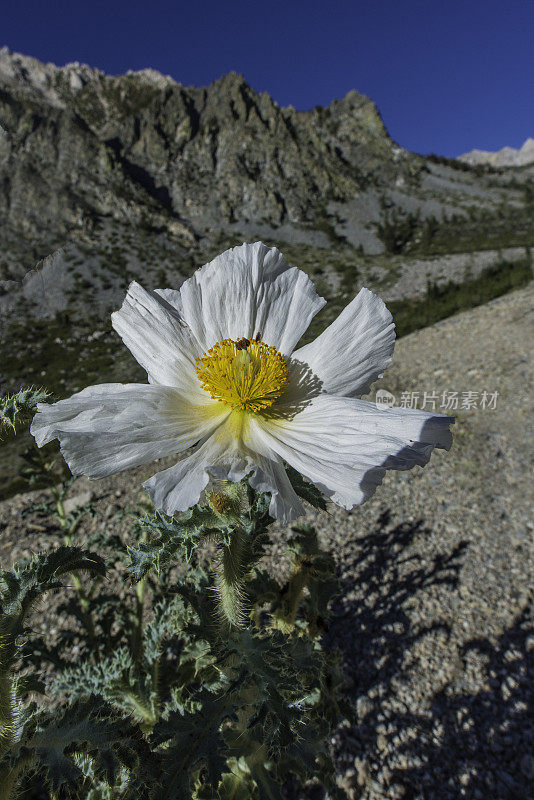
[143,441,227,516]
[111,281,204,393]
[251,394,453,509]
[143,413,304,522]
[293,287,395,397]
[142,417,250,517]
[153,287,184,314]
[177,242,326,354]
[246,450,304,524]
[30,383,228,479]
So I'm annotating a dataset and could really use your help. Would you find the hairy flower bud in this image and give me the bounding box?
[206,480,249,524]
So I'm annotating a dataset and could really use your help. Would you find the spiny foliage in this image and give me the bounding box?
[222,628,325,755]
[139,624,340,799]
[1,511,345,799]
[0,547,106,669]
[0,548,110,797]
[0,386,49,438]
[128,487,277,629]
[50,596,221,728]
[35,506,344,798]
[128,474,327,588]
[10,698,157,798]
[285,465,328,511]
[2,402,347,799]
[127,506,221,581]
[152,690,239,799]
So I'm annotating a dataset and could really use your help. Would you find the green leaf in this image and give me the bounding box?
[0,547,106,672]
[218,771,254,800]
[285,465,327,511]
[0,386,50,438]
[222,629,325,764]
[0,547,105,614]
[249,764,285,800]
[127,507,220,582]
[19,698,156,795]
[151,691,239,800]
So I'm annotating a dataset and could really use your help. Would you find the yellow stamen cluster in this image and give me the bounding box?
[195,337,289,413]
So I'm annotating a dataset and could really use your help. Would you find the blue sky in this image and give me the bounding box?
[3,0,533,157]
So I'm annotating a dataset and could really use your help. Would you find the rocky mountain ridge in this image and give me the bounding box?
[2,47,533,285]
[0,48,532,414]
[0,46,399,278]
[459,137,534,168]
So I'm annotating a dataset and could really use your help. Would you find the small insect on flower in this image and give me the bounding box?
[31,242,453,523]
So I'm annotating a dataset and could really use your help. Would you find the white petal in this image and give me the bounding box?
[153,287,184,314]
[143,413,303,522]
[293,287,395,397]
[142,418,248,516]
[111,281,204,394]
[252,394,453,509]
[177,242,326,354]
[143,441,225,516]
[30,383,228,479]
[246,451,304,524]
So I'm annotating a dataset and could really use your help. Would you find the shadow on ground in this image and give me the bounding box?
[319,510,533,800]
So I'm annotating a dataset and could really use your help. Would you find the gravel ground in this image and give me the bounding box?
[379,245,529,303]
[0,284,532,800]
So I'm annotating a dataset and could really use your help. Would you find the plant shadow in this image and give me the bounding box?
[321,509,533,800]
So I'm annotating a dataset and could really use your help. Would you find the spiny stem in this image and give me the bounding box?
[215,527,251,628]
[131,526,148,662]
[0,673,14,760]
[131,575,146,663]
[52,485,97,642]
[273,559,312,633]
[0,751,36,800]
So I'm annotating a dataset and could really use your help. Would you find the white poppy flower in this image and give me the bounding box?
[31,242,453,523]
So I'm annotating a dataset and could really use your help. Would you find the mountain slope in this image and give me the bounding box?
[0,50,532,373]
[459,137,534,168]
[0,48,533,500]
[1,47,533,284]
[0,47,400,279]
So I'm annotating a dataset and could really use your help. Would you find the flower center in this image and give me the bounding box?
[195,337,289,413]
